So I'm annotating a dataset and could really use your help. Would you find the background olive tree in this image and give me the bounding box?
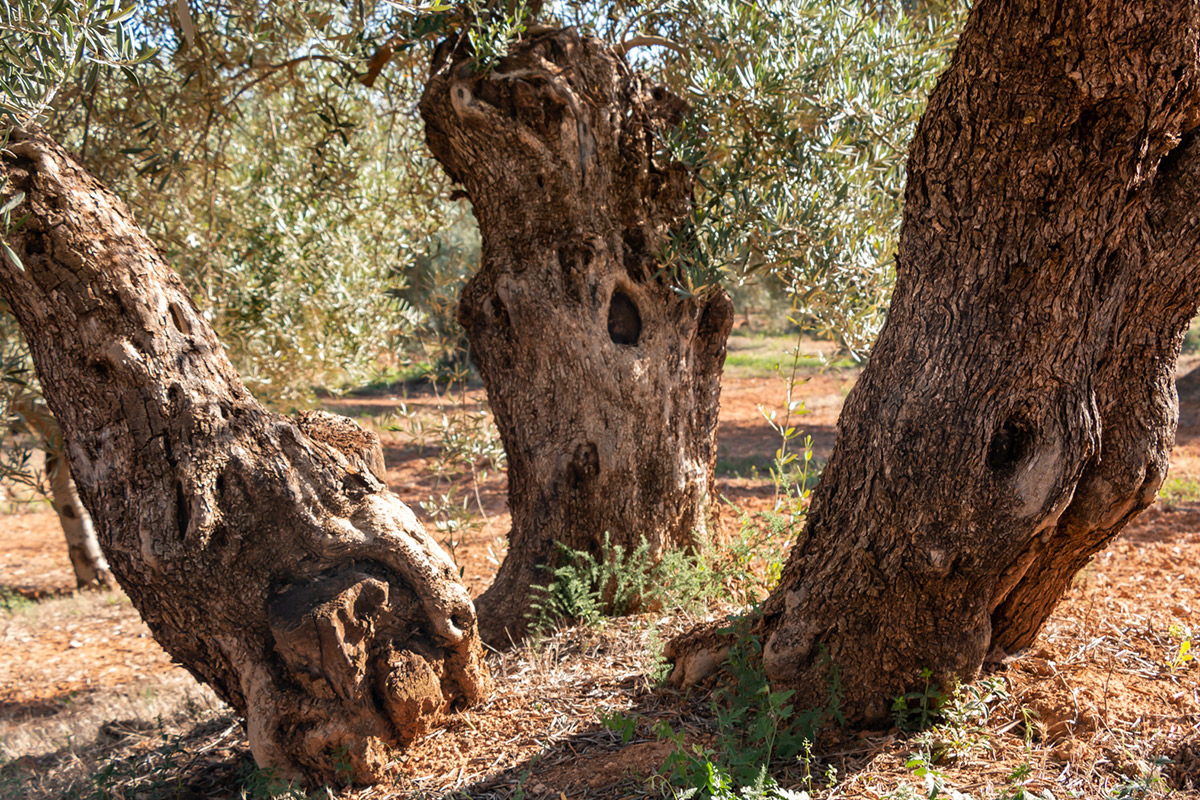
[0,0,972,786]
[1,0,960,599]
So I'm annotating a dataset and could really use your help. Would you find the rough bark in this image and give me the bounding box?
[420,29,732,642]
[0,129,490,783]
[674,0,1200,725]
[10,395,114,588]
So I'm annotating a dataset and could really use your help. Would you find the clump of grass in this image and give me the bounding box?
[1159,476,1200,509]
[598,619,841,800]
[0,587,33,614]
[527,510,792,639]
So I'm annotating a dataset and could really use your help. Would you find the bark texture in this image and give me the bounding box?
[677,0,1200,725]
[0,130,490,783]
[420,29,732,642]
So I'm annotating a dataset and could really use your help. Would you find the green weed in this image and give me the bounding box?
[892,752,975,800]
[71,718,189,800]
[917,678,1008,763]
[668,763,812,800]
[891,668,945,732]
[1105,756,1170,799]
[238,761,314,799]
[0,588,32,614]
[599,710,638,745]
[528,519,787,637]
[1167,624,1193,671]
[1158,476,1200,509]
[654,622,840,798]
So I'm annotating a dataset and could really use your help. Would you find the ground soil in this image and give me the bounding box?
[2,364,1198,799]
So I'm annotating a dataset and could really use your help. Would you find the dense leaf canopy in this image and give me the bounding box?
[1,0,961,482]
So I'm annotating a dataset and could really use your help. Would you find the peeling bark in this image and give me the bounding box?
[420,29,732,642]
[0,129,491,783]
[673,0,1200,725]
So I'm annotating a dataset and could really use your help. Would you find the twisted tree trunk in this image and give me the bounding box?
[0,129,490,783]
[671,0,1200,725]
[420,30,732,642]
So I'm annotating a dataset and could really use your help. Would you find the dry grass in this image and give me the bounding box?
[5,570,1198,800]
[4,368,1200,799]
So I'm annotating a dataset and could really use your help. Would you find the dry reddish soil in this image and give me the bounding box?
[2,369,1199,799]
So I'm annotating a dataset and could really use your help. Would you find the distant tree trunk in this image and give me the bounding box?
[10,395,113,588]
[0,129,490,783]
[673,0,1200,724]
[420,30,732,642]
[47,449,113,589]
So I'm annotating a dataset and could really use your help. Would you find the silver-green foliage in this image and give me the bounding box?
[0,305,41,494]
[0,2,155,488]
[133,85,437,405]
[653,0,963,354]
[23,1,463,405]
[0,0,153,126]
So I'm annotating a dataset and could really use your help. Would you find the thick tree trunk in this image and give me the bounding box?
[0,129,490,783]
[675,0,1200,725]
[10,395,114,588]
[420,30,732,642]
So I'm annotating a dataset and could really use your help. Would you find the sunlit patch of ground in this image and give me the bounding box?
[3,367,1199,799]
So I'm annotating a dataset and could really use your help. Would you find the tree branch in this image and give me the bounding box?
[614,35,690,65]
[223,55,357,108]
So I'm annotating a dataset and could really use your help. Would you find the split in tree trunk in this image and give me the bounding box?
[420,29,732,643]
[0,129,491,783]
[671,0,1200,726]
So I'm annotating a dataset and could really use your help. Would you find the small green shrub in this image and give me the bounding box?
[528,517,788,637]
[891,668,945,732]
[527,533,652,636]
[1159,476,1200,509]
[654,621,841,799]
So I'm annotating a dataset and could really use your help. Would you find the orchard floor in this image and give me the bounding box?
[2,362,1199,799]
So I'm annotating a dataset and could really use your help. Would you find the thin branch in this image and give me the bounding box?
[359,34,404,88]
[614,35,690,65]
[223,55,357,108]
[79,78,99,164]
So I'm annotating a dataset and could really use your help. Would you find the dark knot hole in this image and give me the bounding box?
[607,290,641,346]
[987,416,1035,475]
[175,480,190,539]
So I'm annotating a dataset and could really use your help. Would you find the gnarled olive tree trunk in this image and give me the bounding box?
[420,30,732,642]
[0,129,490,783]
[672,0,1200,725]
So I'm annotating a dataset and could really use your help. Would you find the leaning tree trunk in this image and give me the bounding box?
[46,448,113,589]
[420,30,732,642]
[10,395,114,588]
[0,129,490,783]
[675,0,1200,724]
